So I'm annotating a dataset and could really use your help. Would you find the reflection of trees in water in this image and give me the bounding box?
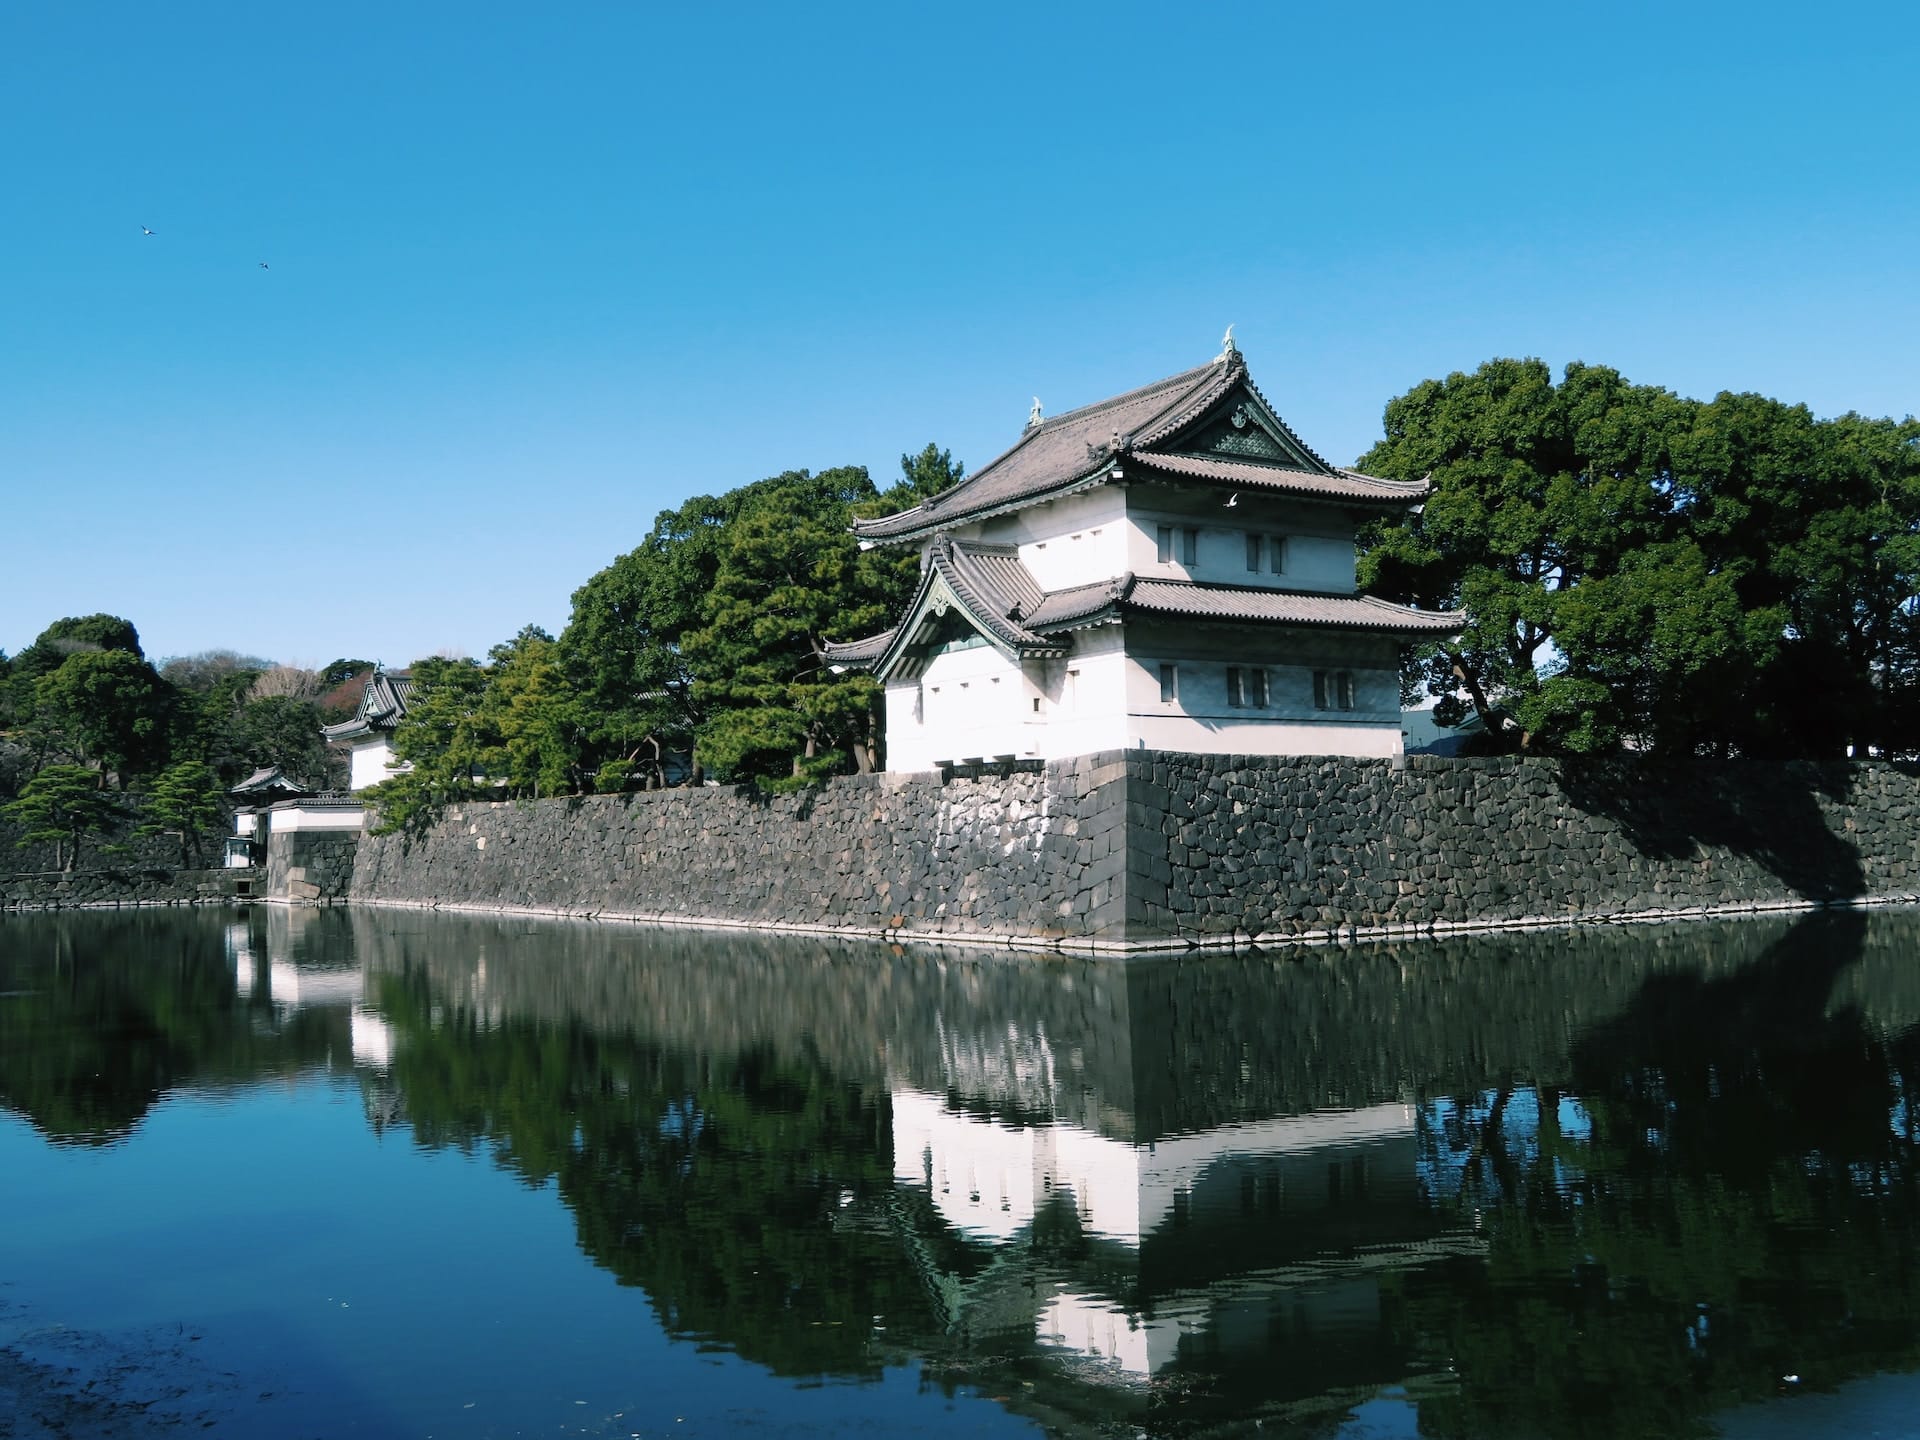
[372,965,950,1378]
[0,911,341,1145]
[1401,914,1920,1439]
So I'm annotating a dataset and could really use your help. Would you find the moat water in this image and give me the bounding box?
[5,906,1920,1438]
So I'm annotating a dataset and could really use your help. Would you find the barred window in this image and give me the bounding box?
[1159,663,1178,704]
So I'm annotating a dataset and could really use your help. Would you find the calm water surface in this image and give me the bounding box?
[4,906,1920,1438]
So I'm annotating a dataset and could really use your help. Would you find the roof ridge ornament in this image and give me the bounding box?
[1026,396,1043,430]
[1217,324,1237,363]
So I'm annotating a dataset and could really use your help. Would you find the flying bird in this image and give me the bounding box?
[141,226,155,236]
[258,261,269,269]
[1224,493,1239,508]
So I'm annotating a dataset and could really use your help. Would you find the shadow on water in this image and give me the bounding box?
[1400,910,1920,1440]
[1555,757,1867,900]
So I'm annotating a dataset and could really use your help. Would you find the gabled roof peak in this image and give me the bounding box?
[853,345,1421,545]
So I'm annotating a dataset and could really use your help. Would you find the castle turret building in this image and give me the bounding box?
[827,340,1461,770]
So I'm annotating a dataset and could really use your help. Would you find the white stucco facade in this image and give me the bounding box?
[347,736,406,792]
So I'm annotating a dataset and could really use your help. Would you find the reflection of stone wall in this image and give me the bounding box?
[267,830,359,904]
[347,907,1920,1143]
[348,752,1920,948]
[0,866,243,912]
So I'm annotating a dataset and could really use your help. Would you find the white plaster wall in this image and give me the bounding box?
[1026,628,1131,762]
[887,642,1042,769]
[349,738,407,791]
[1123,626,1405,759]
[967,488,1130,592]
[267,805,368,832]
[1125,508,1356,593]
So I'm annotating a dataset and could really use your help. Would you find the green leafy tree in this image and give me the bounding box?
[232,695,335,788]
[561,495,726,788]
[135,760,226,866]
[477,626,586,799]
[318,658,375,688]
[11,614,145,681]
[157,650,270,696]
[362,655,491,832]
[684,468,894,781]
[4,764,126,871]
[29,649,179,784]
[1359,359,1920,756]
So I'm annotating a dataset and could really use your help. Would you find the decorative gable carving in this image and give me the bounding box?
[1165,394,1319,469]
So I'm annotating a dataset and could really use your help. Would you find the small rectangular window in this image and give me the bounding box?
[1315,670,1355,710]
[1156,524,1173,564]
[1269,536,1287,575]
[1159,663,1178,703]
[1032,696,1041,713]
[1245,533,1262,571]
[1227,666,1245,707]
[1182,527,1199,566]
[1250,668,1269,707]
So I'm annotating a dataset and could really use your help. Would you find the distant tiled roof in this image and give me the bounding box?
[320,668,416,741]
[1127,453,1430,506]
[230,765,313,797]
[852,348,1423,544]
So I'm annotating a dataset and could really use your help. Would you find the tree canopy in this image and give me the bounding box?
[1359,359,1920,756]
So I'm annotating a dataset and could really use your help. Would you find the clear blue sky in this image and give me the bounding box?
[4,3,1915,669]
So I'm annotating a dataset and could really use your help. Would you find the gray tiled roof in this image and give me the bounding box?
[1127,453,1430,506]
[829,553,1463,674]
[320,668,416,741]
[823,540,1067,675]
[1124,580,1465,633]
[852,348,1423,543]
[854,359,1239,542]
[1020,577,1134,632]
[821,629,896,666]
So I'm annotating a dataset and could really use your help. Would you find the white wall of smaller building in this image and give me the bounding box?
[348,737,407,791]
[267,804,367,832]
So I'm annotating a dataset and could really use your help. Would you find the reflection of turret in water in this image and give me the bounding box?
[224,907,394,1070]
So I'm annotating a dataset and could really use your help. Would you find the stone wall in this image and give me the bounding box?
[1122,753,1920,941]
[0,866,248,912]
[352,756,1128,938]
[348,751,1920,950]
[0,801,228,875]
[267,829,361,904]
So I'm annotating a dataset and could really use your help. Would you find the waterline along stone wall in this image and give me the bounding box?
[348,752,1920,950]
[1,867,249,912]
